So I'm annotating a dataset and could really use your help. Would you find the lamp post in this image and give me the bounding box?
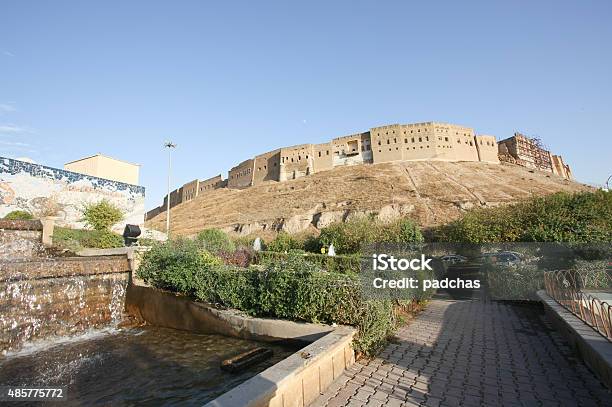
[164,141,177,239]
[606,174,612,191]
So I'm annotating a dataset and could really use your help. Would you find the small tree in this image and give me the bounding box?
[82,200,124,231]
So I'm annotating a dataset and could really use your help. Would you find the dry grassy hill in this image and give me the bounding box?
[145,161,591,238]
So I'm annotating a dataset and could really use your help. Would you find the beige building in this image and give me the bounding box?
[64,154,140,185]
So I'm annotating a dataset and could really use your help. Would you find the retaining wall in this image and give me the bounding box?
[0,255,130,354]
[125,284,356,407]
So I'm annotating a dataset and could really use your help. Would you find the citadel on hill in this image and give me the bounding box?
[146,121,573,220]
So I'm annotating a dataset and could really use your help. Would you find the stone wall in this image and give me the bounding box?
[228,159,254,189]
[0,255,130,353]
[0,220,45,260]
[0,156,145,232]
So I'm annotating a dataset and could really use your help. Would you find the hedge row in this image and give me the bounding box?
[435,191,612,243]
[255,251,362,274]
[136,239,434,355]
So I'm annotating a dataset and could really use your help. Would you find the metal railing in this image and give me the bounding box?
[544,270,612,341]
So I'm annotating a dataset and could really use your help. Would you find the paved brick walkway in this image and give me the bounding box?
[312,297,610,407]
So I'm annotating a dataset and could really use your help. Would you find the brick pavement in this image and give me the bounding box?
[311,297,610,407]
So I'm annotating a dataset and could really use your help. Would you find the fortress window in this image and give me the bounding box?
[418,137,422,142]
[389,148,392,151]
[318,151,321,157]
[394,138,397,143]
[445,137,449,142]
[426,136,429,141]
[378,149,381,152]
[469,141,473,146]
[264,165,267,170]
[291,158,294,162]
[387,140,390,145]
[411,137,415,143]
[378,140,381,146]
[326,150,329,155]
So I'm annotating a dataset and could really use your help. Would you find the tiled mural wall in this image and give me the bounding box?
[0,157,145,231]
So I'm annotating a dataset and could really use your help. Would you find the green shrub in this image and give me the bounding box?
[137,247,434,355]
[82,200,124,231]
[138,238,209,294]
[52,227,123,250]
[256,251,362,274]
[318,217,376,254]
[385,218,425,244]
[318,216,424,254]
[484,264,544,301]
[3,210,34,220]
[436,191,612,243]
[81,230,124,249]
[196,228,235,253]
[266,232,302,252]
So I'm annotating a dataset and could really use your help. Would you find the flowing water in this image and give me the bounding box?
[0,325,300,406]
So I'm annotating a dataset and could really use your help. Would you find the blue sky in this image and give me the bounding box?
[1,1,611,209]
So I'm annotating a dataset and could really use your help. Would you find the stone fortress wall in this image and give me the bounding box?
[146,121,572,220]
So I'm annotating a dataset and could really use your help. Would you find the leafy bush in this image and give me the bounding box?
[137,247,433,355]
[256,251,362,274]
[436,191,612,243]
[385,218,425,244]
[196,228,235,253]
[138,238,210,293]
[3,210,34,220]
[266,232,302,253]
[81,230,124,249]
[53,227,123,251]
[484,264,544,301]
[82,200,124,231]
[218,247,255,267]
[318,216,424,254]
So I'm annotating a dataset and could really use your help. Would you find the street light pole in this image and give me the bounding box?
[164,141,177,239]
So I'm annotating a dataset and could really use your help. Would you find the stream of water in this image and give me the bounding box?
[0,325,300,406]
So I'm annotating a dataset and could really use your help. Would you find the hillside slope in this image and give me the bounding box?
[145,161,591,237]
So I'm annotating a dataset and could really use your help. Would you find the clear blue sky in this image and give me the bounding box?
[1,1,610,209]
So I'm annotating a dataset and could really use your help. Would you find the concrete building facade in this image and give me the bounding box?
[64,154,140,185]
[146,121,573,220]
